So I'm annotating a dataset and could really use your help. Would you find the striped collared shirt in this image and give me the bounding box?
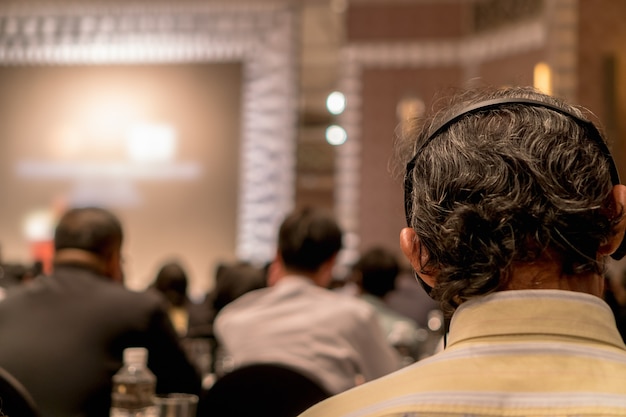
[299,289,626,417]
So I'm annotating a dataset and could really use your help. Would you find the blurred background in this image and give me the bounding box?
[0,0,624,298]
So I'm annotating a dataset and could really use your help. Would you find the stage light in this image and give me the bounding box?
[326,91,346,115]
[534,62,552,95]
[326,125,347,146]
[23,209,54,241]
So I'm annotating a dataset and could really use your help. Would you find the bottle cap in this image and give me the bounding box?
[123,347,148,365]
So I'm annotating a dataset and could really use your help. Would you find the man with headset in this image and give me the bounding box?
[299,85,626,416]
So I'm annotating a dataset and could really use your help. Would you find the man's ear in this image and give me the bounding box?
[267,252,284,286]
[399,227,436,288]
[316,254,337,288]
[600,184,626,255]
[104,250,124,284]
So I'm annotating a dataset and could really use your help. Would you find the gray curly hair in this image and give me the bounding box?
[398,86,620,313]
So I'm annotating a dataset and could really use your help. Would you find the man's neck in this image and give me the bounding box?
[53,249,108,277]
[502,260,605,298]
[278,267,335,288]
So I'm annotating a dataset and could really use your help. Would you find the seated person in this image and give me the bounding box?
[351,247,426,362]
[207,260,267,376]
[211,261,267,314]
[0,207,201,417]
[149,260,192,337]
[213,207,399,395]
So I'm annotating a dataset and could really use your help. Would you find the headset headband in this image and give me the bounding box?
[403,97,626,276]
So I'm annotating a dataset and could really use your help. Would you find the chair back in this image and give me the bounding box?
[0,366,40,417]
[198,363,330,417]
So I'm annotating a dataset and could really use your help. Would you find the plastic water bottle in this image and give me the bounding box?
[110,347,157,417]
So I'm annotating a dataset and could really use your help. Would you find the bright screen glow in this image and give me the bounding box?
[126,123,177,162]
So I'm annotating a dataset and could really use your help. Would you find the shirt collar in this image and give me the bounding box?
[447,289,625,350]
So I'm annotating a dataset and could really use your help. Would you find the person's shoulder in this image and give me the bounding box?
[122,285,165,304]
[213,286,271,323]
[298,363,428,417]
[337,292,378,315]
[313,288,381,324]
[224,284,271,308]
[0,274,53,305]
[81,274,166,312]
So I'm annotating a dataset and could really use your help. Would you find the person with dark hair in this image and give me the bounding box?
[53,206,125,283]
[149,260,191,336]
[352,247,424,362]
[204,261,267,377]
[0,207,201,417]
[213,207,399,395]
[211,261,266,314]
[299,86,626,416]
[355,247,400,299]
[152,261,189,307]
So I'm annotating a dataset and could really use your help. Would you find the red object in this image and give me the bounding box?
[29,241,53,275]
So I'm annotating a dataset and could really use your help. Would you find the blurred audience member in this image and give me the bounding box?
[351,247,426,363]
[0,207,201,417]
[148,259,219,383]
[149,260,192,337]
[183,261,268,342]
[212,261,266,314]
[386,268,441,329]
[214,207,399,395]
[0,261,42,300]
[208,260,267,376]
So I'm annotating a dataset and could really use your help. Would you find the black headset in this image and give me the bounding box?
[403,98,626,295]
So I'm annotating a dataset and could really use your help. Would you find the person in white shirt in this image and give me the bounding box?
[213,207,400,395]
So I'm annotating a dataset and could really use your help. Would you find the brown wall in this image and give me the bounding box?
[347,2,471,41]
[359,66,463,253]
[479,49,546,87]
[577,0,626,179]
[353,1,545,257]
